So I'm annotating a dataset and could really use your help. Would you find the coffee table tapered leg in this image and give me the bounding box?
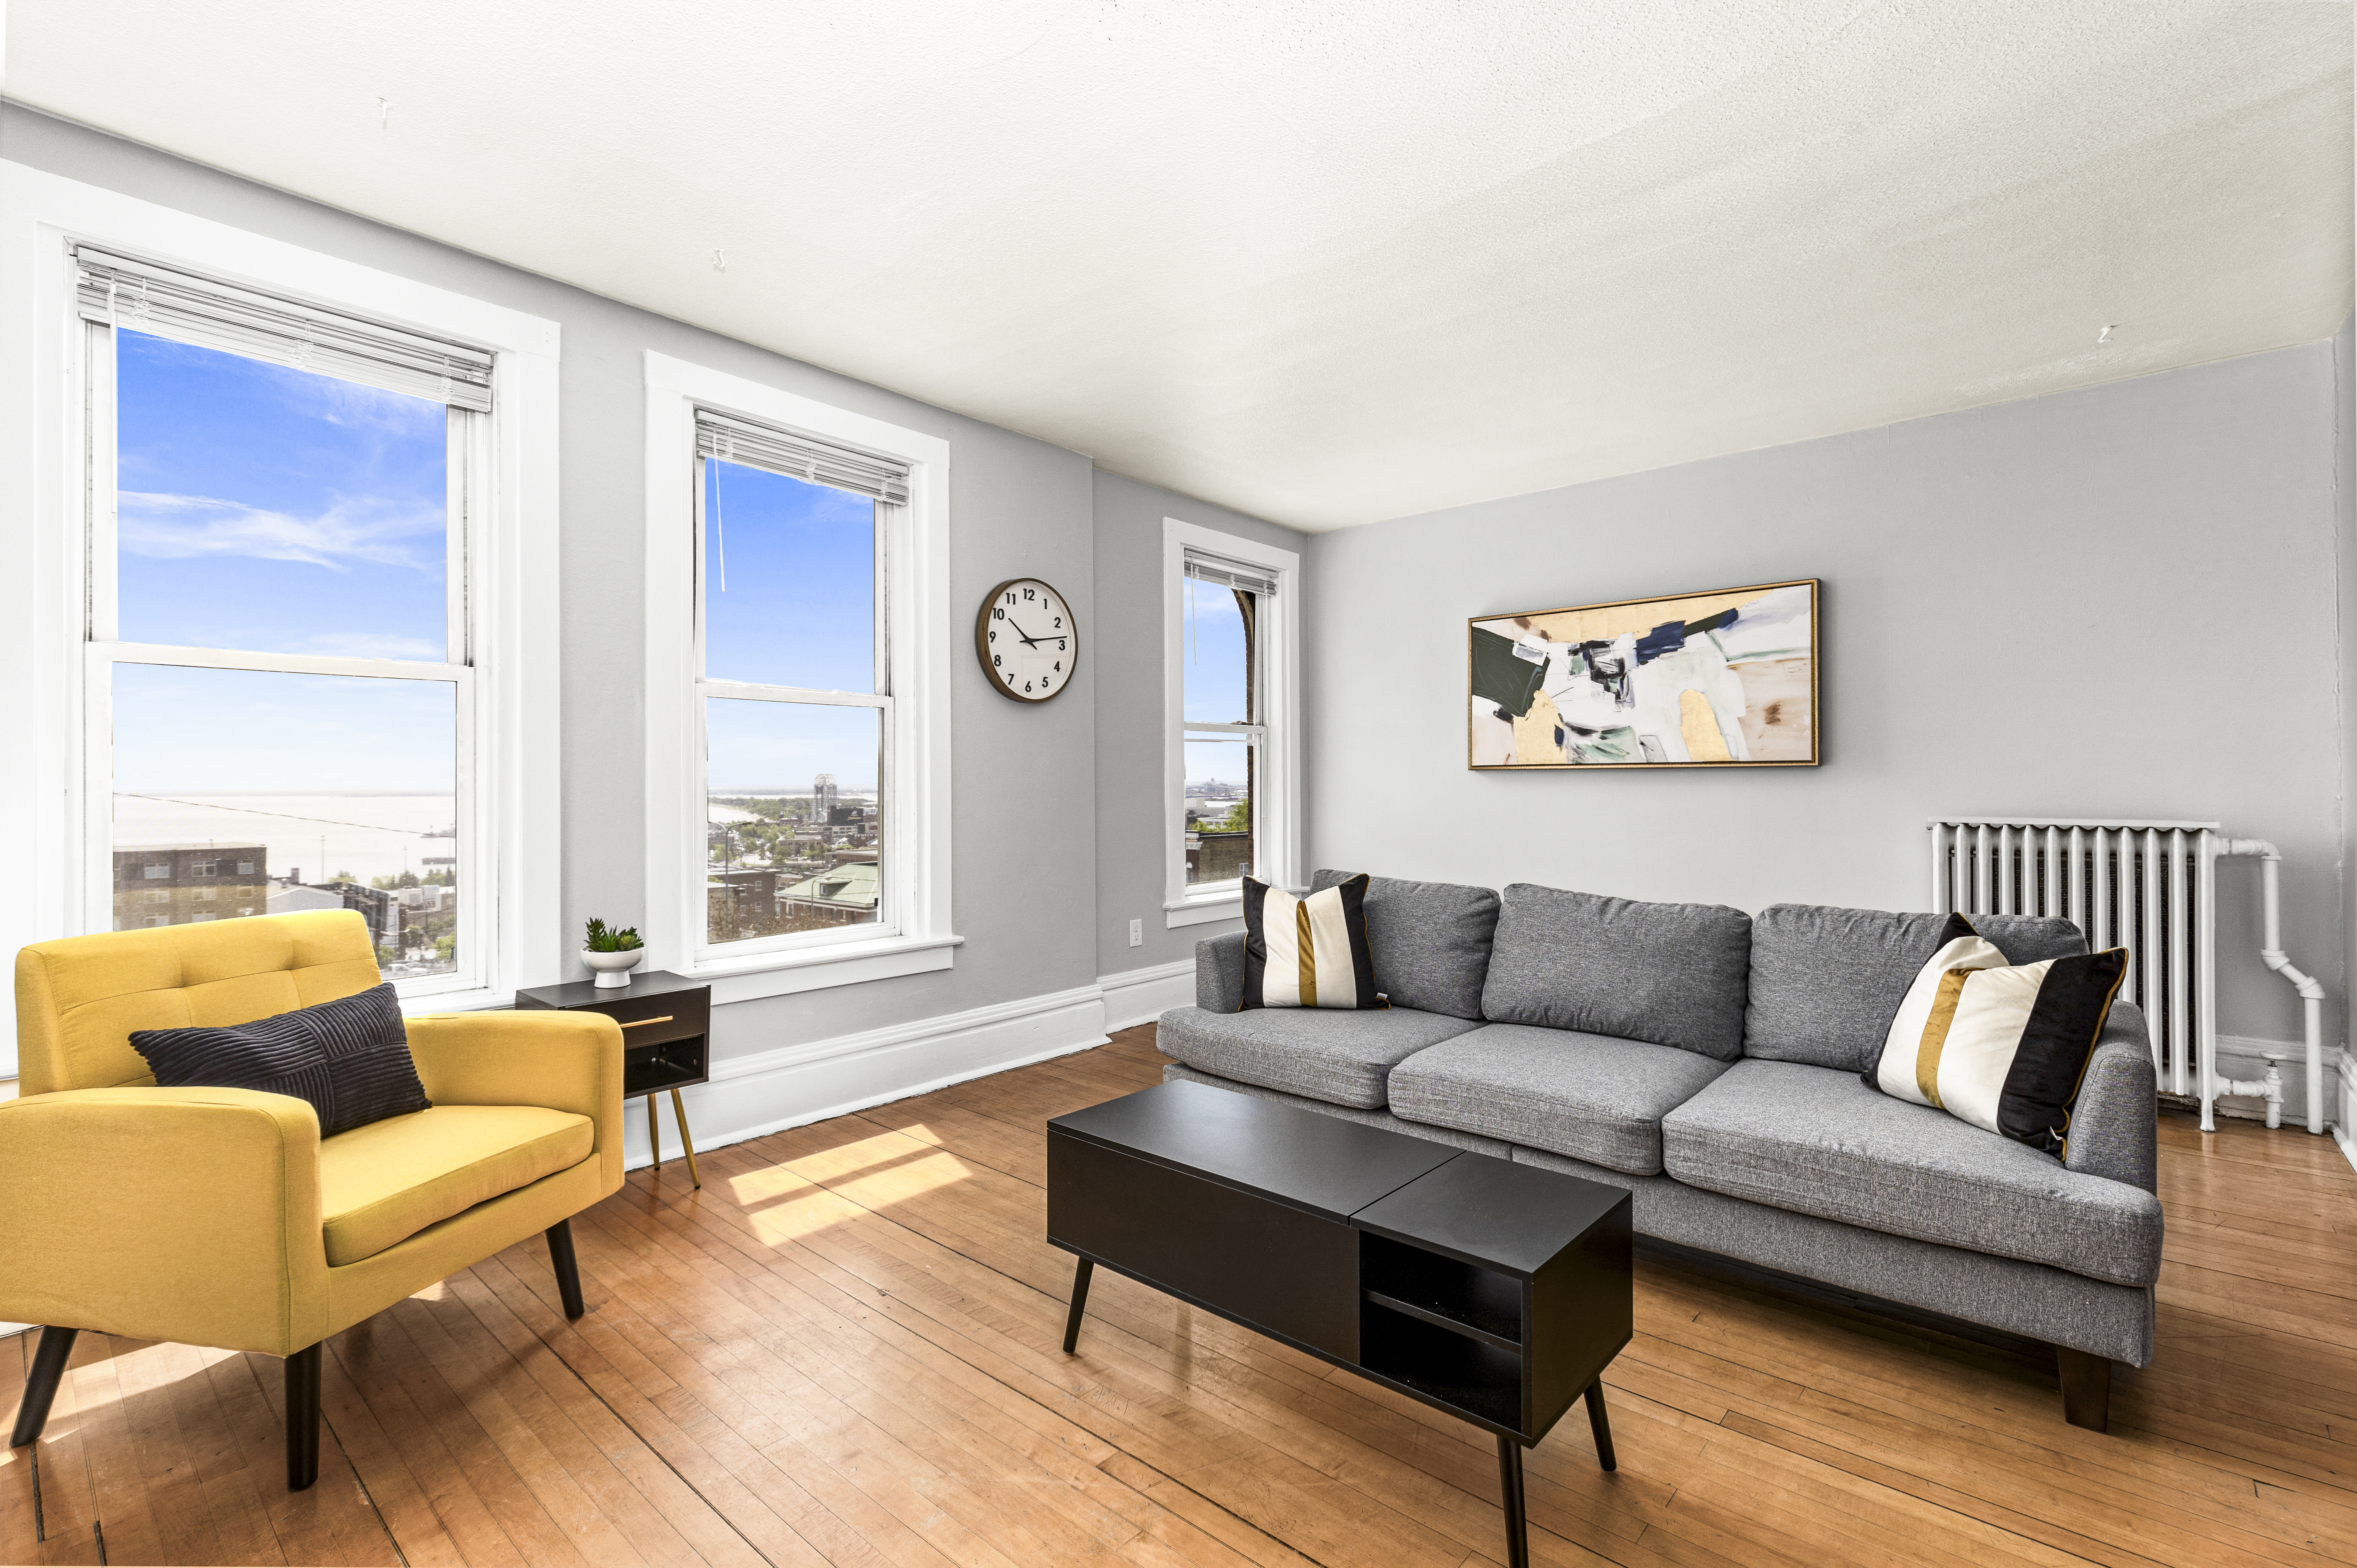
[1496,1434,1529,1568]
[1062,1258,1094,1353]
[1585,1378,1617,1471]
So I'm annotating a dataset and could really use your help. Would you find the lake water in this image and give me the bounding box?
[112,794,456,885]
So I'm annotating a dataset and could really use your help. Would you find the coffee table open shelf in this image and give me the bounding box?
[1048,1081,1631,1568]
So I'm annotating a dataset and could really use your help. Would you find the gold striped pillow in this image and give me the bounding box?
[1865,912,2127,1157]
[1241,874,1381,1010]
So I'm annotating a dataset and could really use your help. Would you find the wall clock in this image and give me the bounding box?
[976,578,1076,703]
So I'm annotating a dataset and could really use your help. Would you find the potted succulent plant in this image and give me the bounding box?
[582,917,645,988]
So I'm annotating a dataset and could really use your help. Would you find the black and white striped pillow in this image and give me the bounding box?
[1242,874,1382,1010]
[131,983,431,1137]
[1864,912,2126,1157]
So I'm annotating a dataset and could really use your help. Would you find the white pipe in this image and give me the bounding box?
[2219,839,2327,1135]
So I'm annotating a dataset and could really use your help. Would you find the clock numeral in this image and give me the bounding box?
[1057,639,1067,651]
[992,607,1004,620]
[1024,587,1035,600]
[1054,662,1062,672]
[987,629,995,642]
[1004,591,1015,605]
[1024,681,1033,692]
[1054,617,1062,628]
[992,653,1001,667]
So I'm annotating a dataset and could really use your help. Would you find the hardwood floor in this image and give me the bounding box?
[7,1024,2357,1567]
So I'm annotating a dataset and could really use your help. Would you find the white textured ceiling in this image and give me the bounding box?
[5,2,2350,531]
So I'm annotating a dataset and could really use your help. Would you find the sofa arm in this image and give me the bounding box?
[0,1088,328,1354]
[406,1011,626,1196]
[1196,932,1247,1013]
[2067,1001,2158,1193]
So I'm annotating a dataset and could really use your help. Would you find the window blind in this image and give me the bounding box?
[696,408,912,506]
[74,247,495,412]
[1184,549,1279,597]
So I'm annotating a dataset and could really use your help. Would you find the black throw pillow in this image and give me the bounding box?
[131,983,431,1137]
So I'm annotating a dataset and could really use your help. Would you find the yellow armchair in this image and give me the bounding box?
[2,910,622,1490]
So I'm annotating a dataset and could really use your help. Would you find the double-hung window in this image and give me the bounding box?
[643,353,955,998]
[693,411,900,950]
[1163,520,1301,924]
[74,248,490,993]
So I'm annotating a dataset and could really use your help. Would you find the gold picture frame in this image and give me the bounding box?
[1468,578,1819,770]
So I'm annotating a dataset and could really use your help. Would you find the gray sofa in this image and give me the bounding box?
[1157,872,2162,1431]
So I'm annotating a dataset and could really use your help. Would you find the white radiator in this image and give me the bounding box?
[1926,816,2336,1138]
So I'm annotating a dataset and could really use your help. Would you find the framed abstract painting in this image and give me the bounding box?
[1469,579,1818,769]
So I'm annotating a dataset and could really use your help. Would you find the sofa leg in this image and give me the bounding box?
[8,1326,78,1448]
[2058,1347,2112,1432]
[285,1342,322,1491]
[547,1218,587,1320]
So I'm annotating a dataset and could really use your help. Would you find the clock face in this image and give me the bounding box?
[977,578,1077,703]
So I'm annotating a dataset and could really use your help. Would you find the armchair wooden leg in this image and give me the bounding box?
[547,1218,587,1320]
[2058,1346,2112,1432]
[8,1326,78,1448]
[285,1342,322,1492]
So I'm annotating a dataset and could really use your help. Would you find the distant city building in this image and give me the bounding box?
[112,843,267,930]
[782,860,879,925]
[267,881,345,917]
[1187,830,1251,884]
[814,772,839,821]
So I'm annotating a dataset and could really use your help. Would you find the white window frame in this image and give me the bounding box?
[0,162,564,1075]
[642,352,956,1002]
[1163,518,1302,926]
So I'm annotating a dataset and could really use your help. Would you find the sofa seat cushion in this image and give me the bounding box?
[320,1104,594,1267]
[1479,885,1752,1060]
[1155,1004,1478,1109]
[1745,904,2088,1071]
[1660,1060,2162,1287]
[1311,870,1500,1019]
[1388,1024,1731,1175]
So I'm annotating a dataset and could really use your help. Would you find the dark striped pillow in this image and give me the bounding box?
[1242,874,1382,1010]
[131,983,430,1137]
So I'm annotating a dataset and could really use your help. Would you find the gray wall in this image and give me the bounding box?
[3,104,1105,1066]
[1091,471,1305,977]
[1306,340,2349,1048]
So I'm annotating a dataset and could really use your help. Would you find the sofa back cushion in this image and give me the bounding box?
[1744,904,2088,1071]
[1478,884,1752,1059]
[1311,869,1500,1020]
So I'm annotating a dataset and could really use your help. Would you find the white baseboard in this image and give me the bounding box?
[620,981,1111,1173]
[2337,1055,2357,1175]
[1098,958,1193,1031]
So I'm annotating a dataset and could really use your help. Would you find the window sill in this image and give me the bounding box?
[682,932,964,1004]
[1165,896,1243,930]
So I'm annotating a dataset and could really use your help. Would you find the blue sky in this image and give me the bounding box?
[705,457,877,694]
[113,664,455,795]
[702,458,881,791]
[707,696,879,798]
[1183,577,1252,790]
[113,331,457,792]
[117,330,450,660]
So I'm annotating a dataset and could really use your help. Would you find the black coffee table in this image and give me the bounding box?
[1047,1080,1632,1568]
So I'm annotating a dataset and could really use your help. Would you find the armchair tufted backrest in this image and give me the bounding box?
[14,911,384,1095]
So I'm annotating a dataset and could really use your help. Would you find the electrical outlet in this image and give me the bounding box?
[1128,918,1142,947]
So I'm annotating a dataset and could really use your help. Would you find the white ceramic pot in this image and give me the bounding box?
[583,948,645,988]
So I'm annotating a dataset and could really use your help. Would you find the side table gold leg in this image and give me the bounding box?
[670,1088,702,1188]
[646,1093,661,1172]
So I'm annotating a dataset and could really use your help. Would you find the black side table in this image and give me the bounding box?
[515,969,711,1188]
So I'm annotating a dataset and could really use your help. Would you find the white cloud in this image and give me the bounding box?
[118,491,443,571]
